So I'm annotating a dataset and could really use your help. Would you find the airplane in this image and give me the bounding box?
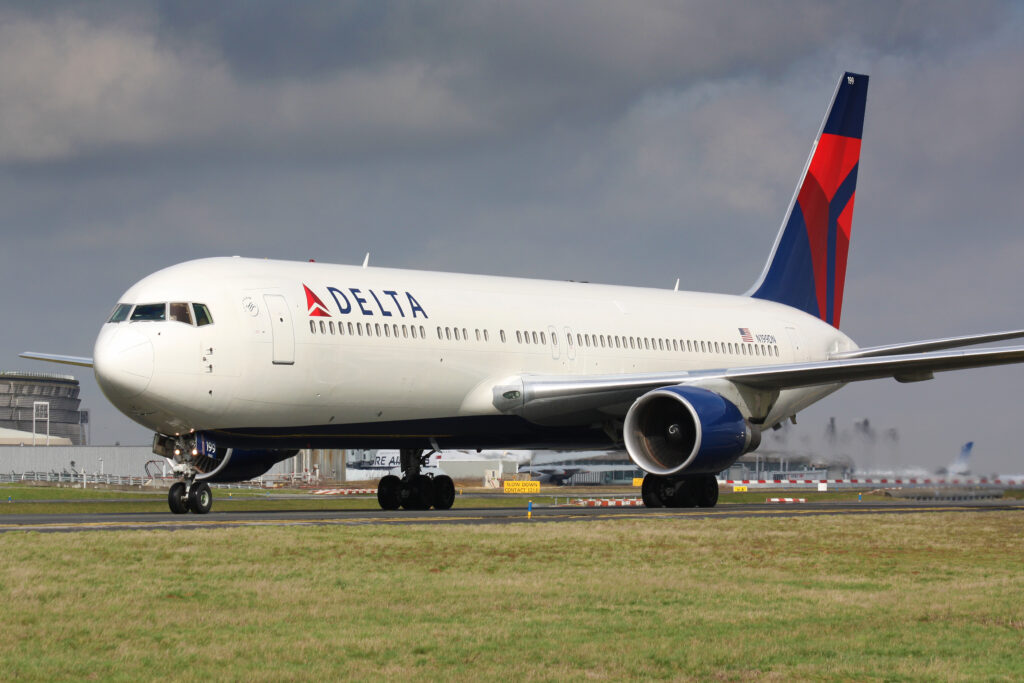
[936,441,973,476]
[21,71,1024,515]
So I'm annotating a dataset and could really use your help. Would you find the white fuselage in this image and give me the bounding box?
[93,257,856,448]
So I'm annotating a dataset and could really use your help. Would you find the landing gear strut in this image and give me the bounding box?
[641,473,719,508]
[377,448,455,511]
[167,479,213,515]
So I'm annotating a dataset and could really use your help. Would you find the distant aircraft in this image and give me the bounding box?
[22,71,1024,514]
[936,442,974,476]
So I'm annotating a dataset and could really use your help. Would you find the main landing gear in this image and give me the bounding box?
[641,473,719,508]
[167,479,213,515]
[377,449,456,511]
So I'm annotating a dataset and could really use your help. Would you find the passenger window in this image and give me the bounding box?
[541,332,547,345]
[193,304,213,326]
[310,321,316,333]
[131,303,166,322]
[317,321,325,334]
[501,330,507,343]
[107,304,132,323]
[419,326,426,338]
[384,324,390,338]
[484,330,490,342]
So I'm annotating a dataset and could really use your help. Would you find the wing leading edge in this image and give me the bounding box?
[18,352,94,368]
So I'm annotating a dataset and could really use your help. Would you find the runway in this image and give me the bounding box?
[1,499,1021,533]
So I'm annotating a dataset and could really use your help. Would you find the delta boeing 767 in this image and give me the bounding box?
[22,72,1024,514]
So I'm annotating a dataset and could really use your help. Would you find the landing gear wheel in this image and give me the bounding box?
[432,475,456,510]
[168,482,188,514]
[671,478,695,508]
[641,474,669,508]
[377,475,402,510]
[188,481,213,515]
[401,474,434,510]
[692,474,719,508]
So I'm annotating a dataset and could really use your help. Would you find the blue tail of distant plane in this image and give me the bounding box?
[748,72,869,329]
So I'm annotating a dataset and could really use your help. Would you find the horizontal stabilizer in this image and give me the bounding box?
[19,352,94,368]
[831,329,1024,359]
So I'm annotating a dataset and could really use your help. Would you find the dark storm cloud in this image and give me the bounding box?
[2,1,1023,469]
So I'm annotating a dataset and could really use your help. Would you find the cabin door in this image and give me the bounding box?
[264,294,295,365]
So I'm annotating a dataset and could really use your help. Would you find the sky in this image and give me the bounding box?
[2,1,1023,473]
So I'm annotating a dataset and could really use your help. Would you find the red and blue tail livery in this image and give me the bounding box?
[749,72,868,328]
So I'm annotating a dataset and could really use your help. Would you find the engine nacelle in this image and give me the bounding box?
[153,432,296,483]
[197,448,298,483]
[623,385,760,476]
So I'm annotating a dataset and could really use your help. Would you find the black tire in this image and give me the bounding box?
[377,475,402,510]
[692,474,719,508]
[400,474,433,510]
[432,475,456,510]
[188,482,213,515]
[670,478,695,508]
[168,482,188,514]
[641,474,667,508]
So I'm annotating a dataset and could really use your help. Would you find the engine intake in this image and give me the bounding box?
[624,385,759,476]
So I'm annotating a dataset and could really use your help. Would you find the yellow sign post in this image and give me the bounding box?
[503,480,540,494]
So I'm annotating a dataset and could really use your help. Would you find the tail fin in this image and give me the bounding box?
[748,72,869,328]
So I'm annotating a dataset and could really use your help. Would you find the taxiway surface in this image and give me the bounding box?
[1,500,1021,533]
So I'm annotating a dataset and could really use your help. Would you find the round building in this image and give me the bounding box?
[0,372,87,445]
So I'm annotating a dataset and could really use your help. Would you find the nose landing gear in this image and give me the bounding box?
[167,479,213,514]
[377,448,456,511]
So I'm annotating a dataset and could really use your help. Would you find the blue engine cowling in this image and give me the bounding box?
[623,385,760,476]
[197,448,298,483]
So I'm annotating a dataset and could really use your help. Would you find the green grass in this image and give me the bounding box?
[2,511,1023,680]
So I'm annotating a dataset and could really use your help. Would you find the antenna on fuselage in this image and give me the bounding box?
[673,278,680,291]
[362,252,370,268]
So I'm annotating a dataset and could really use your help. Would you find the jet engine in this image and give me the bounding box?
[195,447,298,482]
[153,433,296,482]
[623,385,760,476]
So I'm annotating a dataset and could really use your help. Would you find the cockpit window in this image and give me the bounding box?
[193,303,213,326]
[130,303,166,321]
[169,302,193,325]
[107,304,132,323]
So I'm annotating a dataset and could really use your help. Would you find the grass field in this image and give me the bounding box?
[3,509,1023,681]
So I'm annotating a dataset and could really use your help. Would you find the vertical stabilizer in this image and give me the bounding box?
[748,72,869,328]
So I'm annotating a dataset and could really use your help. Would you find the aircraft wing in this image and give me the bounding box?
[503,344,1024,416]
[829,329,1024,359]
[19,352,94,368]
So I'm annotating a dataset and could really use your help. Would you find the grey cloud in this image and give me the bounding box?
[2,1,1024,469]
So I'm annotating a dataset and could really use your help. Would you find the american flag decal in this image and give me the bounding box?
[739,328,754,343]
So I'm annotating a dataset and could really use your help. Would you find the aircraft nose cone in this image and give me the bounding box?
[94,328,153,400]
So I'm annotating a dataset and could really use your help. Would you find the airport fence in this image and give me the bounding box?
[0,470,268,490]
